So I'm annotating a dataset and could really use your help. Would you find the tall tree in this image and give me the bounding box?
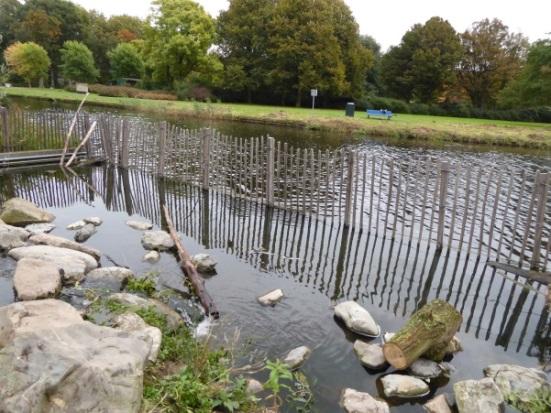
[498,39,551,108]
[108,42,144,80]
[143,0,216,88]
[60,40,99,83]
[361,34,382,94]
[380,17,462,103]
[0,0,22,61]
[4,41,50,86]
[217,0,274,102]
[458,18,528,108]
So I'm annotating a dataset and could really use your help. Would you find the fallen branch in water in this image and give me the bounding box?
[65,120,97,167]
[162,204,219,318]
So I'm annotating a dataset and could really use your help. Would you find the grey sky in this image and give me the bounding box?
[72,0,549,50]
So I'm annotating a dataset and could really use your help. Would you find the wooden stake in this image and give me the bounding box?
[65,121,97,167]
[60,92,89,165]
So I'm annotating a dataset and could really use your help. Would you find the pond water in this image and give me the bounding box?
[0,165,549,412]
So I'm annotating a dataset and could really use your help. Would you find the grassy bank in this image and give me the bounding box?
[3,87,551,149]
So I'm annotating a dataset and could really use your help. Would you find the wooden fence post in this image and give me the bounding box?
[0,106,9,152]
[201,128,211,189]
[344,150,356,227]
[157,121,167,175]
[266,136,275,206]
[530,173,550,270]
[437,162,451,251]
[120,118,129,168]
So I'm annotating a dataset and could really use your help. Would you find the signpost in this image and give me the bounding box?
[311,89,318,110]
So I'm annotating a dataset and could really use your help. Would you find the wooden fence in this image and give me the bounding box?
[1,108,550,271]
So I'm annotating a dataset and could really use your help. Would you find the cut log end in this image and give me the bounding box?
[382,343,408,370]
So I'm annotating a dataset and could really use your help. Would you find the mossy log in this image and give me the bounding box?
[383,300,462,369]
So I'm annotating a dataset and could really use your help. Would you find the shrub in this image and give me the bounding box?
[88,84,177,101]
[60,41,99,83]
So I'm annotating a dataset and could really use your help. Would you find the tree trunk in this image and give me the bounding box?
[383,300,462,369]
[247,88,252,104]
[296,89,302,107]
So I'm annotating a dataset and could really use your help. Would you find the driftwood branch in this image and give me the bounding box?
[60,92,89,166]
[162,204,219,318]
[65,120,97,167]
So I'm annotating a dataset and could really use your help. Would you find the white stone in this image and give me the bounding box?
[340,388,390,413]
[410,359,446,379]
[0,197,55,226]
[257,289,284,306]
[25,223,55,235]
[353,341,387,369]
[67,220,86,230]
[9,245,98,284]
[143,250,160,263]
[246,379,264,395]
[380,374,430,398]
[192,253,217,274]
[445,335,463,355]
[127,220,153,231]
[141,230,174,251]
[454,378,504,413]
[334,301,380,337]
[75,223,97,243]
[383,332,395,343]
[29,233,101,260]
[283,345,311,370]
[424,394,452,413]
[0,300,150,413]
[84,217,102,226]
[483,364,550,407]
[0,223,29,250]
[14,258,62,300]
[113,313,162,362]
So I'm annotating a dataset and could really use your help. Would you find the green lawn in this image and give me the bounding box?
[2,86,551,149]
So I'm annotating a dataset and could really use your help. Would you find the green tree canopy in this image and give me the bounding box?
[498,39,551,108]
[108,42,144,80]
[458,18,528,108]
[380,17,462,103]
[143,0,216,87]
[60,40,99,83]
[4,41,50,86]
[0,0,22,61]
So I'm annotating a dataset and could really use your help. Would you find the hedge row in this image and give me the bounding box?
[359,96,551,123]
[88,84,177,101]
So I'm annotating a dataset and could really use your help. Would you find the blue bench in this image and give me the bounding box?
[367,109,393,120]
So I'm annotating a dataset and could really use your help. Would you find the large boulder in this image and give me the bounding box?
[483,364,550,408]
[454,378,504,413]
[84,267,134,292]
[380,374,430,398]
[0,198,55,226]
[29,233,101,261]
[141,231,174,251]
[0,299,150,413]
[334,301,380,337]
[9,245,98,284]
[112,312,162,362]
[340,388,390,413]
[0,224,29,250]
[13,258,62,301]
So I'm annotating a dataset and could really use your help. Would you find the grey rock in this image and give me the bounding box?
[25,223,55,235]
[410,359,452,379]
[13,258,62,300]
[75,223,97,243]
[445,335,463,355]
[84,217,102,226]
[423,394,452,413]
[109,293,183,331]
[85,267,134,292]
[340,388,390,413]
[192,253,217,274]
[381,374,430,398]
[141,230,174,251]
[0,223,29,250]
[29,233,101,261]
[454,378,504,413]
[258,288,284,306]
[334,301,380,337]
[113,312,162,362]
[283,345,311,370]
[9,245,98,284]
[67,220,86,230]
[0,197,55,226]
[483,364,550,407]
[246,379,264,395]
[353,340,387,369]
[0,299,149,413]
[127,220,153,231]
[143,250,160,263]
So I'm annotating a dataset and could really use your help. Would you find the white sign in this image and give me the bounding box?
[76,83,89,93]
[311,89,318,97]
